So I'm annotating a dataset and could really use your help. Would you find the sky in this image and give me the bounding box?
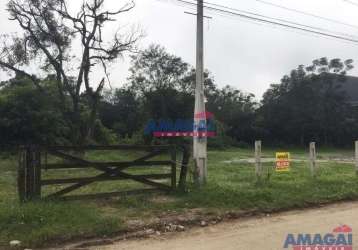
[0,0,358,99]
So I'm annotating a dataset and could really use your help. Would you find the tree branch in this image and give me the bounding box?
[0,60,43,90]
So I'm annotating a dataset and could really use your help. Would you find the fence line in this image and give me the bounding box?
[309,142,317,177]
[255,140,262,180]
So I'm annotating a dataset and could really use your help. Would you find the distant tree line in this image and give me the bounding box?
[260,58,356,146]
[0,44,356,147]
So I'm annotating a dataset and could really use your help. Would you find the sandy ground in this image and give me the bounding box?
[88,201,358,250]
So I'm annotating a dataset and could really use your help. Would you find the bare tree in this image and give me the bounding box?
[0,0,141,144]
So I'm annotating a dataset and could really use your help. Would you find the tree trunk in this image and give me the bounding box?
[85,95,100,143]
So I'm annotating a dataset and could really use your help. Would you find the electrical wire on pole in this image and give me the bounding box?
[181,0,358,31]
[253,0,358,30]
[193,0,207,186]
[166,0,358,44]
[342,0,358,7]
[190,0,358,40]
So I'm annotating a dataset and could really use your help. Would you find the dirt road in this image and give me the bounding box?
[88,202,358,250]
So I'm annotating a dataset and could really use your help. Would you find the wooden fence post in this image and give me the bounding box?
[25,147,34,200]
[179,145,191,191]
[170,146,177,190]
[18,147,27,202]
[255,140,262,180]
[355,141,358,175]
[19,146,42,201]
[309,142,317,177]
[33,148,41,199]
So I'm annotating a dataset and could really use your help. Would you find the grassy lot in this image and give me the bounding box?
[1,147,358,248]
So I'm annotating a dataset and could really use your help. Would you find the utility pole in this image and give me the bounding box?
[193,0,207,186]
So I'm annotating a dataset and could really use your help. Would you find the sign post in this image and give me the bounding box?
[309,142,317,177]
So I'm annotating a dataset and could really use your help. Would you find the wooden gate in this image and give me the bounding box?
[18,145,190,202]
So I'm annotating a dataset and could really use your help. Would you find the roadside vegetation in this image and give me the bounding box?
[1,148,358,248]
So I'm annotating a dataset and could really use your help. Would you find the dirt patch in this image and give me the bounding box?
[149,195,178,204]
[46,198,358,250]
[88,201,358,250]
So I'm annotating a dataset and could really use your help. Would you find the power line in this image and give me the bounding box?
[342,0,358,7]
[194,0,358,40]
[169,0,358,44]
[253,0,358,31]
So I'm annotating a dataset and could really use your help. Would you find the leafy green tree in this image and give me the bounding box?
[129,44,191,94]
[126,44,261,145]
[128,44,193,124]
[99,88,142,138]
[128,44,217,120]
[207,86,258,143]
[0,0,140,145]
[0,76,69,145]
[260,57,354,146]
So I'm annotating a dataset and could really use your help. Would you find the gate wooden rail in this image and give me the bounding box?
[18,145,190,202]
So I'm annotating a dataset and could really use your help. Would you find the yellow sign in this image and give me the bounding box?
[276,152,290,172]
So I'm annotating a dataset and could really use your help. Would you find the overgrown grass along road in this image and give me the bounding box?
[0,147,358,248]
